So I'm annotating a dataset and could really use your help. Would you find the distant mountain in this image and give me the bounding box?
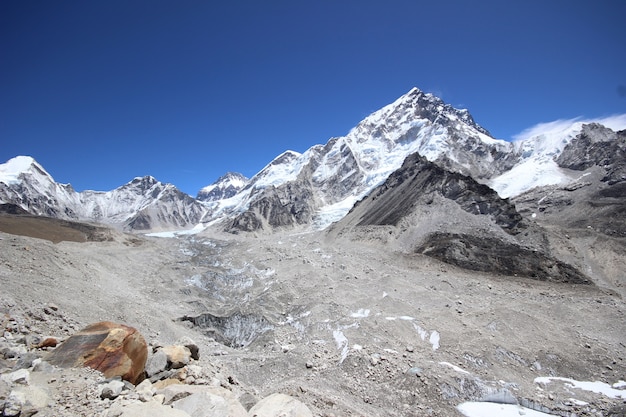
[208,87,519,232]
[0,156,206,231]
[513,124,626,238]
[2,88,625,235]
[196,172,248,202]
[210,89,625,232]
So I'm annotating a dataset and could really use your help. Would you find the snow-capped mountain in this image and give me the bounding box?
[211,87,519,231]
[207,89,626,232]
[0,156,83,219]
[488,116,626,198]
[0,156,206,231]
[196,172,248,202]
[3,88,625,234]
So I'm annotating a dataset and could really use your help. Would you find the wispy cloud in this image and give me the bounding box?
[512,114,626,142]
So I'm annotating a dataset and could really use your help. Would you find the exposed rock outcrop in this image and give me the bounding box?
[415,232,590,284]
[556,124,626,185]
[353,152,523,233]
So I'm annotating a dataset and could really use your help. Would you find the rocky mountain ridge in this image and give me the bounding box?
[196,172,248,202]
[1,88,625,235]
[0,157,207,231]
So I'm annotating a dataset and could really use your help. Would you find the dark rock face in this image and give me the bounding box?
[512,124,626,238]
[0,203,30,215]
[121,186,207,231]
[355,152,523,233]
[229,181,315,232]
[415,232,590,284]
[556,124,626,185]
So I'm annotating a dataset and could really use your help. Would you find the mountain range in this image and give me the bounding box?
[1,87,624,236]
[2,87,626,416]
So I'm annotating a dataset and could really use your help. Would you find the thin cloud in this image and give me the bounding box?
[512,114,626,142]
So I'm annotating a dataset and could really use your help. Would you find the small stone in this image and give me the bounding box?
[305,362,313,369]
[37,337,59,349]
[136,379,154,402]
[99,379,126,400]
[4,369,30,385]
[406,346,414,353]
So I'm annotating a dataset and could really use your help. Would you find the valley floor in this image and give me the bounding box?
[0,223,625,416]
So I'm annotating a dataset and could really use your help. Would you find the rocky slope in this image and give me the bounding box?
[1,219,624,416]
[327,152,590,284]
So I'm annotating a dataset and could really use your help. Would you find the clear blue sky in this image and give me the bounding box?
[1,1,625,195]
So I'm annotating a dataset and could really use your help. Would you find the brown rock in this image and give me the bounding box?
[46,321,147,384]
[37,337,59,349]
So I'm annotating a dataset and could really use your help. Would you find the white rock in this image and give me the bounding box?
[100,379,126,400]
[248,393,313,417]
[172,391,241,417]
[2,369,30,385]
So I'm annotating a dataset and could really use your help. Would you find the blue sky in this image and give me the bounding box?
[1,0,625,196]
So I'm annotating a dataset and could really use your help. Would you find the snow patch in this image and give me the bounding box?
[429,330,440,350]
[350,309,370,318]
[333,330,349,364]
[457,402,555,417]
[146,223,207,238]
[534,376,626,398]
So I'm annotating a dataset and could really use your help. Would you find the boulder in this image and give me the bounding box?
[145,349,169,377]
[176,337,200,360]
[161,345,192,369]
[1,369,29,385]
[248,393,313,417]
[3,391,25,417]
[46,321,147,384]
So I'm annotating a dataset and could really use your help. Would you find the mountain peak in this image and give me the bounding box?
[0,156,52,185]
[197,172,249,202]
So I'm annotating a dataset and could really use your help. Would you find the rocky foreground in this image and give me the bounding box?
[1,216,625,416]
[0,304,314,416]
